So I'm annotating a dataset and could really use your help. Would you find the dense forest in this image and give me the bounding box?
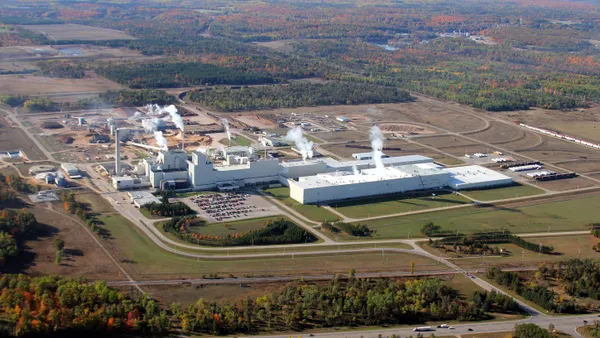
[37,61,85,79]
[97,90,176,107]
[189,82,414,112]
[0,274,169,336]
[97,62,276,88]
[162,217,317,246]
[538,259,600,300]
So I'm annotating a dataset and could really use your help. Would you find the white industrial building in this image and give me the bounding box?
[445,165,513,190]
[288,164,513,204]
[61,163,81,179]
[289,163,450,204]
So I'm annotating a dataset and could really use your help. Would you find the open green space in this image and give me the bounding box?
[305,133,324,144]
[186,216,285,237]
[153,221,410,255]
[423,234,600,270]
[346,194,600,240]
[332,190,471,219]
[218,135,252,147]
[264,187,339,222]
[99,214,435,277]
[461,183,545,201]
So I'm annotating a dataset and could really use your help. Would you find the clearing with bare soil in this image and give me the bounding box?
[19,24,134,41]
[0,117,47,160]
[0,73,122,96]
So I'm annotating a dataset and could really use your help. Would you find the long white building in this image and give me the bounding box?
[287,164,513,204]
[289,163,450,204]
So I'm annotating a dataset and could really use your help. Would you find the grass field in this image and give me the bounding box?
[461,183,545,201]
[425,234,600,270]
[100,213,440,278]
[264,187,339,222]
[332,190,471,219]
[305,133,324,144]
[349,195,600,240]
[218,135,252,147]
[186,216,285,237]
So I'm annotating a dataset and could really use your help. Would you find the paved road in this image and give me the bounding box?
[244,313,597,338]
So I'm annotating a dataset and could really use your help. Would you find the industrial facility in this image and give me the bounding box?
[112,144,513,204]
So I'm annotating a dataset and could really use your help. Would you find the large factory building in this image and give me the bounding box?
[289,163,450,204]
[287,163,513,204]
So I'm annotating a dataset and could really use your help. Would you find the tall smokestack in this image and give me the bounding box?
[181,130,185,151]
[115,129,121,176]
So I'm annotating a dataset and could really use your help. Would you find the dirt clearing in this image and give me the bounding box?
[0,73,122,96]
[19,24,134,41]
[18,205,124,281]
[0,117,47,160]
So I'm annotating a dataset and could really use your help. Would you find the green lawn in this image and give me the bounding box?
[332,190,471,219]
[305,134,324,144]
[98,214,432,277]
[461,183,545,201]
[350,194,600,240]
[218,135,252,147]
[264,187,339,222]
[187,216,286,237]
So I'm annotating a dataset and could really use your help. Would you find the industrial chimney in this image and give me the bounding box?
[115,129,121,176]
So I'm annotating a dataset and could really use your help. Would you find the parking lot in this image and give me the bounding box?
[179,192,280,223]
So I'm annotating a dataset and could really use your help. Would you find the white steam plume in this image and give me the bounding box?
[165,105,184,131]
[285,126,314,161]
[145,104,163,116]
[221,118,231,141]
[196,147,207,154]
[352,165,360,176]
[154,131,168,151]
[370,125,385,173]
[248,147,254,155]
[142,118,163,133]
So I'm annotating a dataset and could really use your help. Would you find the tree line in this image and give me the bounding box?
[188,82,414,112]
[423,224,555,254]
[60,192,110,239]
[322,221,372,237]
[97,61,276,88]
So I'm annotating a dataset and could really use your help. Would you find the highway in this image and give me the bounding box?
[243,313,598,338]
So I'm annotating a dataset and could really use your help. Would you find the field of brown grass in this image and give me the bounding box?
[0,72,122,96]
[19,24,134,41]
